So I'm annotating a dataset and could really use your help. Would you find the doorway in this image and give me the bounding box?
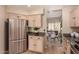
[46,9,63,53]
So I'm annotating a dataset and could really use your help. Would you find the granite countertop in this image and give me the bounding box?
[63,33,71,37]
[27,32,45,36]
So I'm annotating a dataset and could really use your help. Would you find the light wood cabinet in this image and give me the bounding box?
[28,15,42,28]
[28,15,34,27]
[26,16,29,20]
[28,36,36,51]
[34,15,42,27]
[70,12,76,27]
[70,7,79,27]
[35,36,44,52]
[28,35,44,53]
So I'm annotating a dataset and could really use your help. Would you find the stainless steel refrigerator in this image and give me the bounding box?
[8,18,28,54]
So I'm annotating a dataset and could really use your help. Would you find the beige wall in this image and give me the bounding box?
[0,6,6,53]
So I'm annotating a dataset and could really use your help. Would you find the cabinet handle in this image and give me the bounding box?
[74,22,76,25]
[38,38,40,39]
[73,17,76,25]
[73,17,76,19]
[30,37,32,39]
[33,44,36,46]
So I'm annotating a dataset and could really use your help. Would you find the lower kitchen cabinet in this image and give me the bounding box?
[28,36,36,51]
[35,37,44,53]
[28,35,44,53]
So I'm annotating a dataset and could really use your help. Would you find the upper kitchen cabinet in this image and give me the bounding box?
[28,14,42,28]
[25,16,29,20]
[70,7,79,28]
[34,15,42,27]
[28,15,35,27]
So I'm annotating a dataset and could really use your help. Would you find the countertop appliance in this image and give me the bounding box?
[71,32,79,38]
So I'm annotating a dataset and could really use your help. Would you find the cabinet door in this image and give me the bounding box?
[28,15,42,27]
[70,8,79,27]
[75,8,79,27]
[28,36,34,51]
[9,41,18,54]
[70,10,76,27]
[75,16,79,27]
[70,14,75,27]
[34,15,42,27]
[28,36,37,51]
[35,37,44,53]
[29,15,35,27]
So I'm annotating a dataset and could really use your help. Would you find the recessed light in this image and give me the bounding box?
[27,5,31,7]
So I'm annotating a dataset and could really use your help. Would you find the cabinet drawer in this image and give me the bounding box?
[28,36,44,53]
[35,36,43,39]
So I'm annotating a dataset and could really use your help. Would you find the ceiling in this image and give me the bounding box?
[6,5,63,11]
[6,5,75,18]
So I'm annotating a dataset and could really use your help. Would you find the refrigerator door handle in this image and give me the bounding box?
[9,23,11,41]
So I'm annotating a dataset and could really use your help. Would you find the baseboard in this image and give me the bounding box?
[0,51,8,54]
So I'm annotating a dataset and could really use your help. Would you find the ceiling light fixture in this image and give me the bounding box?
[27,5,31,7]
